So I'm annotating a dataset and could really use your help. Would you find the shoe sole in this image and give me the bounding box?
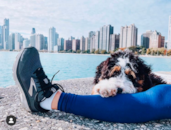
[13,49,31,112]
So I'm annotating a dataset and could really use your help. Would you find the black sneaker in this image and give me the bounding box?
[13,47,64,112]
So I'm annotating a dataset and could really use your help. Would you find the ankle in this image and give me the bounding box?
[51,90,62,110]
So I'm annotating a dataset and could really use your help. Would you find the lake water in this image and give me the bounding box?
[0,51,171,88]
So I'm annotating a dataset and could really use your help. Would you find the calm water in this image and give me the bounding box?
[0,51,171,88]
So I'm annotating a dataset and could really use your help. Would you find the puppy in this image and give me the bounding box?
[92,50,166,97]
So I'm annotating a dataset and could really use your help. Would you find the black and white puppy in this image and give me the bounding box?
[92,50,166,97]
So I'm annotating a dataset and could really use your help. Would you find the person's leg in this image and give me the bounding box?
[14,47,171,123]
[45,84,171,123]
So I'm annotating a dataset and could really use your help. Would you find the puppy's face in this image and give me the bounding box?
[94,50,151,94]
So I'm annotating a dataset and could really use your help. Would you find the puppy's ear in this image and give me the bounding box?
[94,61,104,84]
[101,58,110,72]
[94,58,111,84]
[144,65,151,74]
[136,56,151,74]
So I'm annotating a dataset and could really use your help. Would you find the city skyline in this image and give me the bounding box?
[0,0,171,45]
[0,16,169,52]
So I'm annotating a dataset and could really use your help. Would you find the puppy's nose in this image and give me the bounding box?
[117,88,123,94]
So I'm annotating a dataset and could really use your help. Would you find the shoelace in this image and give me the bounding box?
[51,70,65,92]
[34,68,65,96]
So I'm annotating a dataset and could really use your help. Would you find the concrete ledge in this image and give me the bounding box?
[0,74,171,130]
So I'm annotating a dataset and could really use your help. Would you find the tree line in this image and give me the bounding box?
[58,46,171,56]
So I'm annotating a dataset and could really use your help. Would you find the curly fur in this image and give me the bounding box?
[92,50,166,97]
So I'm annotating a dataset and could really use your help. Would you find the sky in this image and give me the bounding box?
[0,0,171,45]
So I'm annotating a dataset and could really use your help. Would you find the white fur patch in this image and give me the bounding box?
[94,55,138,98]
[94,77,137,98]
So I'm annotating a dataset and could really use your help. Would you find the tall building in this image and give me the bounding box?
[30,34,36,47]
[141,30,153,48]
[89,31,95,38]
[2,19,9,50]
[161,36,165,47]
[120,24,138,48]
[55,32,59,46]
[149,31,165,48]
[85,37,90,51]
[95,31,100,50]
[30,28,36,47]
[64,40,72,51]
[48,27,56,52]
[15,33,21,50]
[54,45,59,52]
[20,35,24,48]
[99,25,114,52]
[9,33,15,50]
[23,38,30,48]
[80,36,85,51]
[168,16,171,49]
[31,28,36,34]
[36,34,44,50]
[68,36,75,40]
[72,39,80,51]
[44,37,48,50]
[58,38,64,51]
[90,35,95,51]
[109,34,120,51]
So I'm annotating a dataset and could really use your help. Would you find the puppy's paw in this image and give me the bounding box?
[100,87,117,97]
[93,79,118,98]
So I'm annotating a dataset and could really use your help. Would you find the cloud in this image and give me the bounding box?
[0,0,170,41]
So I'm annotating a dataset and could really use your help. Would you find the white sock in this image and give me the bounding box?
[40,91,58,110]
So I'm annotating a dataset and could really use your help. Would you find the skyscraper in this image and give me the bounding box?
[64,40,72,51]
[2,19,9,50]
[23,38,30,48]
[88,31,95,51]
[30,28,36,47]
[55,33,59,46]
[141,30,153,48]
[72,39,80,51]
[168,16,171,49]
[9,33,15,50]
[80,36,85,51]
[85,37,90,51]
[109,34,120,51]
[31,28,36,34]
[99,25,114,52]
[95,31,100,50]
[36,34,44,50]
[20,35,24,48]
[48,27,56,52]
[15,33,21,50]
[120,24,138,48]
[90,35,95,51]
[149,31,165,48]
[44,37,48,50]
[30,34,36,47]
[58,38,64,51]
[89,31,95,38]
[68,36,75,40]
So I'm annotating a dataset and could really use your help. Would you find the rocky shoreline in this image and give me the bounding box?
[1,76,171,130]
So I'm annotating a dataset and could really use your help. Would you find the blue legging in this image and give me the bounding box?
[58,84,171,123]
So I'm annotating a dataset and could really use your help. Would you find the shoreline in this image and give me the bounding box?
[1,50,171,58]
